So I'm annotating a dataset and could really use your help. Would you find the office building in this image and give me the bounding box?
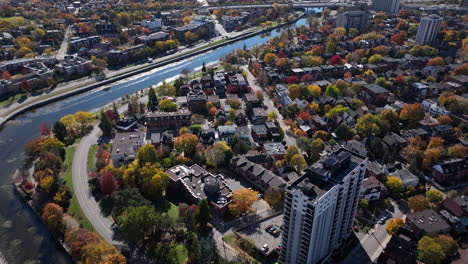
[415,14,442,44]
[279,148,367,264]
[373,0,400,15]
[335,11,370,31]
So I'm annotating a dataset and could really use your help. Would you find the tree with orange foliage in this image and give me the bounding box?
[401,136,425,163]
[427,137,444,149]
[208,106,217,116]
[2,71,11,80]
[288,84,300,100]
[399,104,424,126]
[437,115,452,125]
[423,148,442,169]
[427,57,445,67]
[452,63,468,76]
[42,203,65,235]
[447,145,467,159]
[391,34,404,45]
[386,218,404,235]
[297,111,311,120]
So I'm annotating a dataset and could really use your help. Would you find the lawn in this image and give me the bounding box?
[87,144,98,171]
[62,147,94,231]
[223,233,236,245]
[175,244,188,264]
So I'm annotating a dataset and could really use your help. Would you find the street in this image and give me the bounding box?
[242,65,297,147]
[71,126,121,246]
[342,200,405,263]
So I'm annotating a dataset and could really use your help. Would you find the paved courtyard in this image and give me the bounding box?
[236,214,284,256]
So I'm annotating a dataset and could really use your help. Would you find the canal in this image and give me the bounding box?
[0,11,318,263]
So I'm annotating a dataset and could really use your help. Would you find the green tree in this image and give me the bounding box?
[196,199,212,227]
[117,205,159,244]
[334,123,354,140]
[408,195,427,212]
[98,111,113,138]
[290,154,307,172]
[206,141,233,167]
[137,144,158,166]
[436,235,458,257]
[52,121,67,143]
[325,84,341,97]
[147,87,158,111]
[358,198,368,210]
[159,99,177,112]
[355,113,380,136]
[417,236,446,264]
[426,189,443,205]
[111,188,151,217]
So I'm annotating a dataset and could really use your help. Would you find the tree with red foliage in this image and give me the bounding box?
[299,34,306,40]
[100,171,118,195]
[23,182,35,190]
[226,84,239,94]
[2,71,11,80]
[391,34,404,45]
[105,109,117,121]
[39,122,50,137]
[20,79,30,92]
[65,228,100,260]
[330,55,342,65]
[302,73,314,82]
[297,111,312,120]
[277,51,287,58]
[394,75,406,86]
[285,76,299,84]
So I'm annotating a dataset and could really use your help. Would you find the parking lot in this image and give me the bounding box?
[236,214,284,256]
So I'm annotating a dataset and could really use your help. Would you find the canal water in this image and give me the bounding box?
[0,11,319,263]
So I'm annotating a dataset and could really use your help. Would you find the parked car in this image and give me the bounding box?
[265,225,273,232]
[262,244,269,252]
[275,245,282,252]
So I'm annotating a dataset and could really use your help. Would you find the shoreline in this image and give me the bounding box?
[0,13,304,128]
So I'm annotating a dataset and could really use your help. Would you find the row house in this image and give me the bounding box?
[144,109,191,130]
[230,156,286,193]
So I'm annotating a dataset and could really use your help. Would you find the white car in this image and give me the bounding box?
[262,244,269,252]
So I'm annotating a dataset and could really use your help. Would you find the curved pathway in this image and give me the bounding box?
[72,126,120,245]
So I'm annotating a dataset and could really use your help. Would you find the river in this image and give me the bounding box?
[0,11,318,263]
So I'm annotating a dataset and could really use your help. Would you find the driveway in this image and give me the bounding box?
[72,126,121,246]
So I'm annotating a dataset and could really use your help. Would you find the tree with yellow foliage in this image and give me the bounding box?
[386,218,404,235]
[229,188,259,215]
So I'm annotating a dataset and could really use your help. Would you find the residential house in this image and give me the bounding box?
[251,125,269,142]
[218,124,237,145]
[263,142,286,160]
[265,121,281,142]
[251,107,268,125]
[361,176,387,202]
[359,83,390,105]
[432,158,467,187]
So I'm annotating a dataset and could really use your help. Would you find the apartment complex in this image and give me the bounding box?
[373,0,400,15]
[335,11,370,31]
[279,148,367,264]
[415,14,443,44]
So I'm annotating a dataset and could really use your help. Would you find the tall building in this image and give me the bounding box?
[373,0,400,15]
[415,14,443,44]
[335,11,370,31]
[279,148,367,264]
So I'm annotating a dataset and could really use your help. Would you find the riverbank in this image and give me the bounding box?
[0,13,304,128]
